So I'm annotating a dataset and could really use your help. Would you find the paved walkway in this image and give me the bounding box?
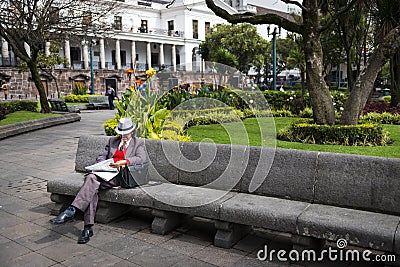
[0,110,381,267]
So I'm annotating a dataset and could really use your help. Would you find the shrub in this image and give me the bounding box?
[299,107,313,118]
[272,109,295,117]
[0,100,38,114]
[278,119,391,146]
[63,94,99,103]
[0,105,8,120]
[103,118,118,136]
[360,112,400,125]
[104,115,192,141]
[73,83,89,95]
[363,101,400,115]
[383,96,391,104]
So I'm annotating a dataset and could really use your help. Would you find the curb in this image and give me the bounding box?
[0,113,81,140]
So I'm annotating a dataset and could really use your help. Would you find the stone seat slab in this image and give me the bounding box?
[47,174,155,207]
[219,193,310,234]
[151,183,238,219]
[297,204,400,252]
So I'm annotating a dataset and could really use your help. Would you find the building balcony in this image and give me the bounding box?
[121,24,184,38]
[237,4,257,14]
[0,57,19,67]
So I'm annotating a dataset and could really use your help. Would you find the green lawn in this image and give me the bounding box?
[0,111,59,126]
[187,117,400,158]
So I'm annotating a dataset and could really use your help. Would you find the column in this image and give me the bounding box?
[100,38,105,69]
[24,42,31,57]
[159,43,165,67]
[172,44,176,72]
[64,38,71,68]
[83,42,89,69]
[131,40,136,68]
[1,38,10,64]
[146,42,151,69]
[115,39,121,70]
[184,45,193,72]
[45,41,51,56]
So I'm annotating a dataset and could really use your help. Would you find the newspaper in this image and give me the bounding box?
[85,159,119,181]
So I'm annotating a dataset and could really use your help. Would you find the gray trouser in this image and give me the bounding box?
[72,173,118,225]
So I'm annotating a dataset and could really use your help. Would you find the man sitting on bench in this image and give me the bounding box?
[49,118,147,244]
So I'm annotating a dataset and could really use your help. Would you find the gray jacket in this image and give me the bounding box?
[97,136,147,165]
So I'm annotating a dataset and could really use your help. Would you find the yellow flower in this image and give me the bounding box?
[146,68,156,78]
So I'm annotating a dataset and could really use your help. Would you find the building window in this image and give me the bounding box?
[49,7,60,24]
[70,47,80,62]
[193,20,198,39]
[205,22,211,35]
[140,20,148,33]
[82,12,92,27]
[168,20,174,36]
[112,50,127,67]
[114,16,122,30]
[168,20,174,31]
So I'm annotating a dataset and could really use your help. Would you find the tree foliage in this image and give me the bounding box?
[204,0,400,125]
[200,23,268,73]
[0,0,119,112]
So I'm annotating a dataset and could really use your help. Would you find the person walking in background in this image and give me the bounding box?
[106,84,116,110]
[1,80,9,100]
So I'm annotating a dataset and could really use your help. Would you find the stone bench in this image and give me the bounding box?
[47,135,400,263]
[88,96,109,109]
[49,98,80,113]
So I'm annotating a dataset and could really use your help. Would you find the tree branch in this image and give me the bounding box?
[319,0,361,32]
[280,0,308,12]
[204,0,303,34]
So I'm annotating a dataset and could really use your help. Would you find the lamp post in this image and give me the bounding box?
[90,39,97,95]
[267,26,280,90]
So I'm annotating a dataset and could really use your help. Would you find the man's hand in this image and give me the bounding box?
[109,160,127,168]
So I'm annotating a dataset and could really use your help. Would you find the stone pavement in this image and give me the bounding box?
[0,110,383,267]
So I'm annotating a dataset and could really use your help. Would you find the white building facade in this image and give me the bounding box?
[0,0,285,98]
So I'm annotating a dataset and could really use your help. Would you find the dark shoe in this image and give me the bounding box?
[49,210,74,224]
[78,228,93,244]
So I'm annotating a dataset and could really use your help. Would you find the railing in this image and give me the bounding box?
[71,61,84,70]
[121,24,184,37]
[0,57,19,67]
[47,61,163,71]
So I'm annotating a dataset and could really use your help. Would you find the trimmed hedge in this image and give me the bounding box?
[278,119,391,146]
[0,101,39,120]
[63,94,101,103]
[360,112,400,125]
[103,118,118,136]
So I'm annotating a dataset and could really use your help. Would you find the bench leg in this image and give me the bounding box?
[290,235,324,266]
[214,221,251,248]
[50,193,74,215]
[151,209,183,235]
[383,253,400,267]
[95,200,130,223]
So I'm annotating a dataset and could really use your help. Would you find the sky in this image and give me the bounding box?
[245,0,302,39]
[247,0,295,12]
[249,0,303,11]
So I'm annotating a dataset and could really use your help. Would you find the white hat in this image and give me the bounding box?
[115,118,137,135]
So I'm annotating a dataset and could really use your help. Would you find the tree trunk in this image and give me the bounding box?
[346,51,353,90]
[341,56,385,125]
[390,49,400,107]
[304,32,336,125]
[341,27,400,125]
[28,62,51,113]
